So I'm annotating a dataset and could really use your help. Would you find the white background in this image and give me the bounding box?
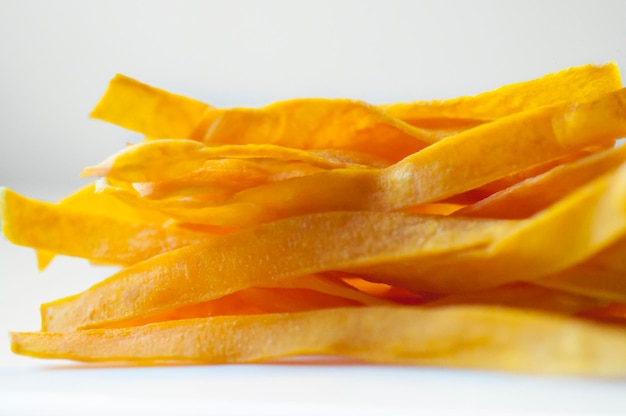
[1,1,626,415]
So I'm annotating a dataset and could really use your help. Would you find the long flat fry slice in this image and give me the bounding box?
[0,188,213,266]
[103,288,363,329]
[90,74,211,139]
[458,143,626,219]
[14,305,626,376]
[381,63,622,126]
[40,212,511,331]
[101,274,390,329]
[35,184,172,270]
[189,99,434,163]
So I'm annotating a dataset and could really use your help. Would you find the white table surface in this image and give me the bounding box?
[2,225,626,416]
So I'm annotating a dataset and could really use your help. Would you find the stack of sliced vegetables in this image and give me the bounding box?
[3,63,626,376]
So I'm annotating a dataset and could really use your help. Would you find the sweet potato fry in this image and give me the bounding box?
[381,63,621,128]
[13,305,626,376]
[40,212,509,331]
[90,74,211,139]
[0,188,214,266]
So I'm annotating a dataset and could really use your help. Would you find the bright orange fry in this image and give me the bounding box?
[74,161,626,332]
[98,89,626,227]
[90,74,211,139]
[189,99,434,163]
[13,305,626,376]
[458,143,626,219]
[40,212,510,331]
[100,273,389,329]
[82,140,381,182]
[35,184,171,270]
[0,188,214,266]
[381,63,622,127]
[131,159,328,199]
[348,163,626,292]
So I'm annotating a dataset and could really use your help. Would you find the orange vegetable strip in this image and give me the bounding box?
[269,274,391,306]
[82,140,379,182]
[458,143,626,219]
[103,287,364,329]
[348,163,626,292]
[381,63,622,125]
[40,212,509,331]
[100,273,388,329]
[89,160,626,324]
[14,305,626,376]
[131,158,328,200]
[426,282,610,315]
[35,184,170,270]
[189,99,433,163]
[117,88,626,227]
[0,188,212,266]
[79,161,626,330]
[90,74,211,139]
[381,88,626,209]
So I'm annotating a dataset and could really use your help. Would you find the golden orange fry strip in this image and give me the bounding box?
[40,212,509,331]
[0,188,213,266]
[82,140,380,182]
[40,163,626,332]
[98,89,626,227]
[189,99,434,163]
[101,273,388,329]
[131,159,329,200]
[458,143,626,219]
[13,305,626,376]
[380,63,622,126]
[90,74,211,139]
[64,161,626,334]
[347,163,626,292]
[35,184,171,270]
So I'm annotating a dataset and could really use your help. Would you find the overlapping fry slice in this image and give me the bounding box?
[0,187,216,266]
[13,305,626,376]
[5,64,626,376]
[36,161,626,332]
[40,212,510,331]
[90,74,211,139]
[381,62,621,128]
[88,88,626,228]
[458,143,626,219]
